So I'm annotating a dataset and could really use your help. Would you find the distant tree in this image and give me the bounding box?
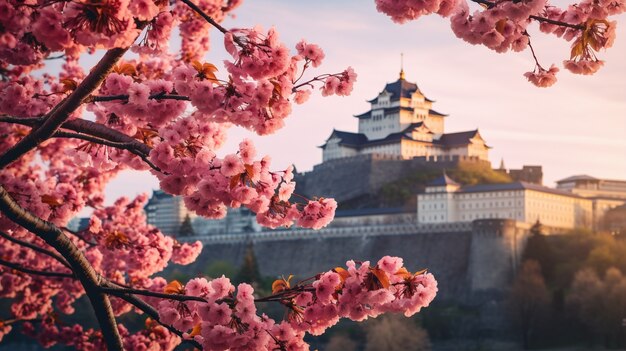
[364,315,431,351]
[530,220,543,236]
[234,243,262,286]
[566,268,605,345]
[523,229,556,281]
[203,260,238,280]
[177,214,195,237]
[509,260,551,349]
[325,333,357,351]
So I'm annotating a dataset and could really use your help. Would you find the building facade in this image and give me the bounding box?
[192,207,260,235]
[321,70,491,162]
[417,174,626,231]
[145,190,195,235]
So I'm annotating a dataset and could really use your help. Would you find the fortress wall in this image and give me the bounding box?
[468,219,530,292]
[188,232,472,301]
[181,219,529,304]
[295,154,493,203]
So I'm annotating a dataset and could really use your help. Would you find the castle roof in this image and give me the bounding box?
[367,77,434,104]
[321,127,487,149]
[354,107,447,119]
[434,130,490,148]
[320,129,368,149]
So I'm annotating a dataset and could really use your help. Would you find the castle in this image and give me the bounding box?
[321,69,491,162]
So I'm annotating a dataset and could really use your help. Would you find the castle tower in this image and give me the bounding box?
[319,67,491,163]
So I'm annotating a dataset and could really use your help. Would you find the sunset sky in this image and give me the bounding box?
[105,0,626,203]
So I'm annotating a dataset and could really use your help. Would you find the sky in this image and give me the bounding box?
[105,0,626,203]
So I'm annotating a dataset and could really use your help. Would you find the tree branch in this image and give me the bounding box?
[0,116,162,172]
[101,286,208,303]
[53,131,163,173]
[87,93,191,103]
[466,0,585,31]
[529,14,585,31]
[0,230,71,268]
[0,185,124,350]
[0,257,74,279]
[179,0,229,35]
[101,282,203,350]
[0,46,133,170]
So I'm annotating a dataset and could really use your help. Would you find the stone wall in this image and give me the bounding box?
[295,153,492,203]
[180,219,528,303]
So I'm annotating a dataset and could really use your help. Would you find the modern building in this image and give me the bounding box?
[144,190,261,236]
[320,70,491,162]
[192,207,260,235]
[145,190,195,235]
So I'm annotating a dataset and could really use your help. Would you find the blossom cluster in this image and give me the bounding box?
[20,318,181,350]
[375,0,624,85]
[156,256,438,350]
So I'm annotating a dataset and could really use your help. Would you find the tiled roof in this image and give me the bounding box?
[434,130,479,146]
[368,77,434,103]
[354,106,447,119]
[321,130,368,149]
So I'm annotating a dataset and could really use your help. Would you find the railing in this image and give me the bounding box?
[180,221,474,245]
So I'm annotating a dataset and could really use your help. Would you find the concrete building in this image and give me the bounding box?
[145,190,195,235]
[192,207,260,235]
[320,70,491,162]
[144,190,261,236]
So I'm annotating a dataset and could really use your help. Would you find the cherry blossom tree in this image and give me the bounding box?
[0,0,440,349]
[0,0,621,348]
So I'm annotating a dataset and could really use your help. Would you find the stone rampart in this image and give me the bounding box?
[180,220,528,303]
[295,154,492,202]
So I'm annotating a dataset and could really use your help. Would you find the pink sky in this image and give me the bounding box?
[105,0,626,203]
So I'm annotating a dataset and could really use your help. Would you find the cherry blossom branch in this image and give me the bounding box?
[100,286,208,303]
[116,296,204,349]
[467,0,585,30]
[61,227,98,247]
[529,14,584,30]
[178,0,246,47]
[103,284,203,350]
[179,0,229,35]
[86,93,191,103]
[0,230,71,268]
[52,131,163,173]
[526,33,545,70]
[0,116,161,172]
[0,185,124,350]
[0,45,134,170]
[0,258,74,279]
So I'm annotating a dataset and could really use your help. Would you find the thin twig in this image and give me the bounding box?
[87,93,191,103]
[467,0,585,31]
[100,286,208,303]
[104,283,203,350]
[178,0,246,47]
[0,230,71,268]
[53,131,163,173]
[0,258,74,279]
